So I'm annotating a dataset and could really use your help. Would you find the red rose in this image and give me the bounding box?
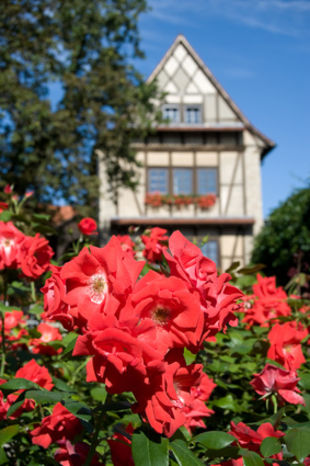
[0,202,8,214]
[242,274,291,328]
[6,360,54,418]
[59,239,144,328]
[31,403,82,448]
[73,313,164,394]
[41,265,74,330]
[250,363,305,406]
[125,270,204,352]
[267,321,307,370]
[20,233,54,279]
[30,322,62,356]
[164,231,243,341]
[4,184,12,194]
[15,359,54,390]
[78,217,97,235]
[133,351,215,437]
[141,227,168,262]
[229,421,284,461]
[108,425,134,466]
[55,439,102,465]
[0,221,25,270]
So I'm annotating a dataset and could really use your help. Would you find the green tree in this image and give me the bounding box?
[251,186,310,286]
[0,0,161,213]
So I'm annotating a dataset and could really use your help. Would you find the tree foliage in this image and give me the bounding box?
[0,0,161,212]
[251,186,310,286]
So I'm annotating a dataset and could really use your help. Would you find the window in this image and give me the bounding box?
[201,240,219,265]
[163,105,180,123]
[173,168,193,195]
[185,106,201,124]
[148,167,218,196]
[197,168,217,195]
[148,168,168,194]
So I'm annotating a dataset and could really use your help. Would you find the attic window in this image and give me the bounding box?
[163,105,180,123]
[185,106,201,124]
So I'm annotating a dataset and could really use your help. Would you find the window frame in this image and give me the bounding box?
[147,166,218,197]
[162,104,180,124]
[196,167,218,196]
[184,104,202,124]
[147,167,169,194]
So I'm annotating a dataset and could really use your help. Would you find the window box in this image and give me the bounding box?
[145,193,216,209]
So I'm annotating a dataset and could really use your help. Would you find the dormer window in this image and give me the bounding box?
[163,105,180,123]
[185,105,201,124]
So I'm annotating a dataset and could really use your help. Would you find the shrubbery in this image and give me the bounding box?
[0,188,310,465]
[251,186,310,287]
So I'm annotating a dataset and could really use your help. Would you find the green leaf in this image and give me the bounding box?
[170,439,204,466]
[183,348,196,365]
[28,304,44,315]
[32,213,51,221]
[0,425,19,446]
[6,400,25,418]
[0,211,12,222]
[0,303,21,314]
[25,390,67,404]
[0,448,7,465]
[64,400,92,422]
[52,377,73,392]
[90,386,107,403]
[260,437,282,457]
[212,394,237,411]
[284,428,310,462]
[131,432,169,466]
[299,373,310,391]
[61,333,78,356]
[225,261,241,274]
[241,449,264,466]
[0,378,41,391]
[238,264,265,275]
[194,431,235,450]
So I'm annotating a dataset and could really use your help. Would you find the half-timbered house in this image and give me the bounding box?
[98,35,275,269]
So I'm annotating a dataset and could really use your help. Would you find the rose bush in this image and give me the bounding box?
[0,188,310,465]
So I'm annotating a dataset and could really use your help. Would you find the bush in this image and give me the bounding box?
[252,186,310,286]
[0,187,310,465]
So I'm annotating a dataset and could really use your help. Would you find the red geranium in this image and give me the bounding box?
[78,217,97,235]
[250,363,305,405]
[31,403,82,448]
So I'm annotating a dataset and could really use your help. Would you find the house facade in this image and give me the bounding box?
[98,35,275,270]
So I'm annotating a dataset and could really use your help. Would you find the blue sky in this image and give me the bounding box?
[135,0,310,218]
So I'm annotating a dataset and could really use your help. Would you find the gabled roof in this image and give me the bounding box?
[147,34,275,158]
